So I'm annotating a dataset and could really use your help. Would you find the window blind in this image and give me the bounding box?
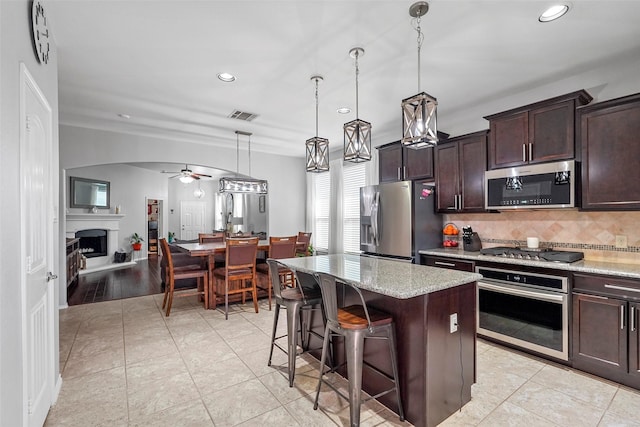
[342,162,366,253]
[314,172,330,251]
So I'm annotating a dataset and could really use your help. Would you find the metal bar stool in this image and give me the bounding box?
[314,272,404,427]
[267,259,327,387]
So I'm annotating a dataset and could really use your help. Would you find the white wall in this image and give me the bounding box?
[0,0,60,425]
[167,178,217,237]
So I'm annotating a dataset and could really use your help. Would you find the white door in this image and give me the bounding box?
[180,201,206,240]
[21,64,55,426]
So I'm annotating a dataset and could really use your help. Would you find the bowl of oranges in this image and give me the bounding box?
[442,223,459,248]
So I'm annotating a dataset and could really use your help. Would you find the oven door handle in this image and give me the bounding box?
[478,281,565,303]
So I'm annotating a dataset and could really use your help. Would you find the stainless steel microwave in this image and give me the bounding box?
[485,160,576,210]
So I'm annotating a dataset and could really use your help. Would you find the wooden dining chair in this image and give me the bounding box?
[296,231,312,256]
[160,238,209,316]
[199,232,226,267]
[256,236,297,310]
[213,237,259,319]
[198,232,225,243]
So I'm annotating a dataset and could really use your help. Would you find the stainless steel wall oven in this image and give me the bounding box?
[476,265,569,361]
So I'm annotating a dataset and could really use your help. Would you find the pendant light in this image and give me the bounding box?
[401,1,438,149]
[344,47,372,163]
[219,131,268,194]
[193,181,205,199]
[306,75,330,173]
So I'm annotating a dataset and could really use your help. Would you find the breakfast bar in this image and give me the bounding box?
[279,254,482,427]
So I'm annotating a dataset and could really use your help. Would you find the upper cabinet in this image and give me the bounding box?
[377,133,448,183]
[580,93,640,210]
[484,90,592,170]
[435,130,488,213]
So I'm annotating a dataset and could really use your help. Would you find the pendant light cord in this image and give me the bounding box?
[248,134,252,177]
[355,50,360,119]
[415,14,424,91]
[236,132,240,177]
[314,77,319,137]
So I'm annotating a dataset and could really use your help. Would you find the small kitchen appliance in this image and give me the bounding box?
[462,226,482,251]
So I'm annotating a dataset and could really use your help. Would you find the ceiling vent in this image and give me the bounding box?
[228,110,259,121]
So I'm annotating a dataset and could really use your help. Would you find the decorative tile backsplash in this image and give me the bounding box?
[444,210,640,264]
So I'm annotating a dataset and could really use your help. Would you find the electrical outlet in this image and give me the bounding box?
[450,313,458,333]
[615,235,628,249]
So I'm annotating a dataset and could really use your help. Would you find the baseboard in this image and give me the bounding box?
[52,374,63,404]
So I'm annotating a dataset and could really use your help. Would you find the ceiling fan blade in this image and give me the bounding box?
[192,175,201,180]
[169,174,181,179]
[161,170,180,174]
[193,173,212,178]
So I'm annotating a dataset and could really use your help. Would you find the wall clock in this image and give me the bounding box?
[31,0,51,64]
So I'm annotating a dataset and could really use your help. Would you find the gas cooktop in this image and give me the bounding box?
[480,246,584,263]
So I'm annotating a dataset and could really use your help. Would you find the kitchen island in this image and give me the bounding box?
[279,254,482,427]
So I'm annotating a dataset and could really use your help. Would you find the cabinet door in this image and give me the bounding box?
[458,134,487,212]
[403,146,434,180]
[378,143,403,183]
[435,143,460,212]
[488,112,528,169]
[630,302,640,382]
[581,96,640,210]
[529,101,574,164]
[572,293,627,377]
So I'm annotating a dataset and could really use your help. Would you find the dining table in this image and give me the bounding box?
[173,239,271,308]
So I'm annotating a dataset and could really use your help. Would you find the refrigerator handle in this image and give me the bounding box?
[372,191,380,246]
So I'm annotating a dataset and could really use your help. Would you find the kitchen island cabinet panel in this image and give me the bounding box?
[580,92,640,210]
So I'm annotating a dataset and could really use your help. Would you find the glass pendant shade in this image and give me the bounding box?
[401,91,438,149]
[179,175,195,184]
[344,119,372,162]
[306,137,330,172]
[306,75,330,173]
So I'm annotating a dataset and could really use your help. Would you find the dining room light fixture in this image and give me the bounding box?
[219,131,269,194]
[344,47,372,163]
[306,75,330,173]
[401,1,438,149]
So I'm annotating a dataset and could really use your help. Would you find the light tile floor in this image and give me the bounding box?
[48,295,640,426]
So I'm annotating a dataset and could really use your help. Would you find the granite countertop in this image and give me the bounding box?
[419,248,640,280]
[278,254,482,299]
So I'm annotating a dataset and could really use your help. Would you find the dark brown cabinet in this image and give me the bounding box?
[572,273,640,389]
[485,90,592,170]
[435,131,487,213]
[420,255,474,272]
[377,141,434,182]
[579,93,640,210]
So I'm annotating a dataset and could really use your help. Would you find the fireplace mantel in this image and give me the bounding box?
[66,213,126,221]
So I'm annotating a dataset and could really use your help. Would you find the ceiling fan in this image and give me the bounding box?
[162,164,211,183]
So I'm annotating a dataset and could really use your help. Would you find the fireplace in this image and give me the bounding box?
[76,229,108,258]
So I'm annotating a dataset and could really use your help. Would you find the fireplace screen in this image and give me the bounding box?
[76,229,108,258]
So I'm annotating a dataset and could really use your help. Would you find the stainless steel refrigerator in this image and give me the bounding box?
[360,180,441,261]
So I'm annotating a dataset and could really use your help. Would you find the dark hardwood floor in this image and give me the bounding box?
[67,255,163,306]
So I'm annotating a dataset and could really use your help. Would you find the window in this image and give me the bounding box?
[342,162,366,253]
[314,172,330,252]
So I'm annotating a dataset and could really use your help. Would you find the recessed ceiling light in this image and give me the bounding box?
[539,4,569,22]
[337,107,351,114]
[118,113,131,119]
[217,72,236,82]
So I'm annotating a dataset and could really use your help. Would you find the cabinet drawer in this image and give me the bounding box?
[422,255,474,272]
[573,273,640,300]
